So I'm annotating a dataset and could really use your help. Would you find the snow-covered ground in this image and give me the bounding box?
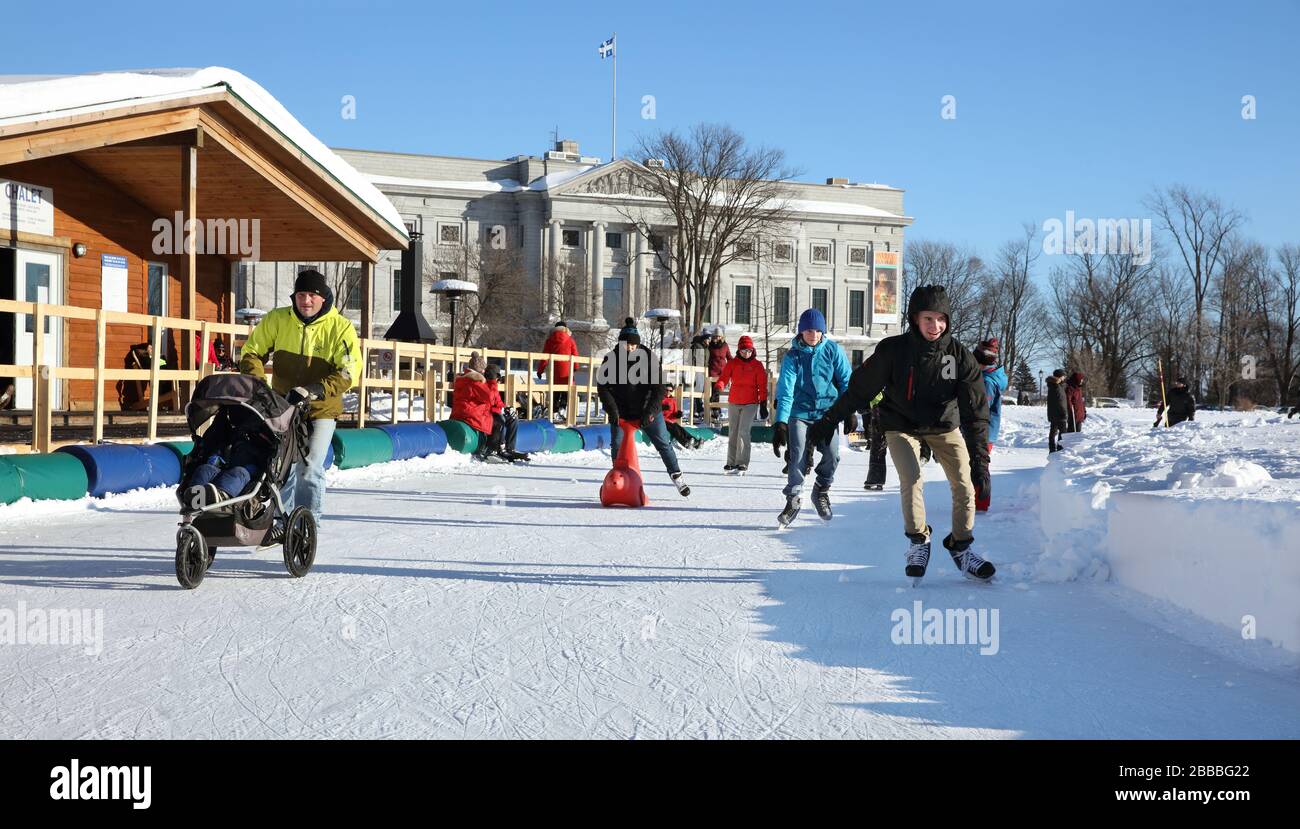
[1,408,1297,739]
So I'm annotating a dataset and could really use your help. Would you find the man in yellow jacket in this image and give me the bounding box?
[239,269,361,539]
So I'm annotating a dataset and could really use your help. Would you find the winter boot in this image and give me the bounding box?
[811,483,832,521]
[735,464,748,475]
[943,534,996,581]
[723,464,736,474]
[777,495,801,528]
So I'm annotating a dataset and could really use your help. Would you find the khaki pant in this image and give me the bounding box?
[726,402,758,467]
[885,429,975,542]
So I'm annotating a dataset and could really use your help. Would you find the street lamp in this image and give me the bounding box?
[646,307,681,373]
[430,279,479,347]
[1038,370,1044,399]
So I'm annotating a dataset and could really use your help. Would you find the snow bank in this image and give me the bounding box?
[1025,407,1300,652]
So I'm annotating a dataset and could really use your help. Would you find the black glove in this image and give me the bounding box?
[971,461,990,496]
[843,414,858,435]
[759,401,769,421]
[287,384,322,405]
[772,421,788,457]
[806,415,837,448]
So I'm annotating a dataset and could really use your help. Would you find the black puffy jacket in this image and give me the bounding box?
[596,344,666,420]
[824,326,990,467]
[1046,376,1069,423]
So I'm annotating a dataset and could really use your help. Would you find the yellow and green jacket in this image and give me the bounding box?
[239,305,361,420]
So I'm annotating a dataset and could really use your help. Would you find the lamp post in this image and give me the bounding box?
[1038,370,1044,400]
[430,279,479,347]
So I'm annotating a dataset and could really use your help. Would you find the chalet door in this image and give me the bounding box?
[14,248,63,409]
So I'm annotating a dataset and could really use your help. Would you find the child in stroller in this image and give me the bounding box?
[178,404,274,511]
[173,373,317,589]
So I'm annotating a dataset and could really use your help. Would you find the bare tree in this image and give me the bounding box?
[1048,250,1158,397]
[430,237,536,348]
[976,223,1045,379]
[1251,243,1300,407]
[615,123,800,334]
[1144,185,1245,391]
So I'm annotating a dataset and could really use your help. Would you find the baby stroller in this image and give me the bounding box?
[173,373,317,589]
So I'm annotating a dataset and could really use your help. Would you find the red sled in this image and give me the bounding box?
[600,419,648,508]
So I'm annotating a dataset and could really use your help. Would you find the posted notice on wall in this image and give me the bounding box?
[101,254,129,312]
[1,179,55,237]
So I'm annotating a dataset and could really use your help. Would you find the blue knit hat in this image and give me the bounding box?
[617,317,641,344]
[797,308,827,334]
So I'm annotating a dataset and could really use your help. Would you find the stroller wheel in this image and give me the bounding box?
[175,526,208,590]
[282,506,317,578]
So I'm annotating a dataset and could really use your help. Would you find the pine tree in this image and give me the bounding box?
[1014,358,1037,396]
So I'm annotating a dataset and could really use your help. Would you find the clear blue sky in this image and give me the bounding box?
[6,0,1298,257]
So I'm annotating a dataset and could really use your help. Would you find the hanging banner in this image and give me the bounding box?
[873,250,900,321]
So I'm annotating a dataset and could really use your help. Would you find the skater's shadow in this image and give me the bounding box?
[754,464,1103,737]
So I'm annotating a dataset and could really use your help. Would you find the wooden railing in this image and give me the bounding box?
[0,299,714,452]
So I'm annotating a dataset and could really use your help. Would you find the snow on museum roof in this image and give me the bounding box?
[0,67,408,240]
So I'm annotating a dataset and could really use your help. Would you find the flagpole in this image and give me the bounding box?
[611,32,617,161]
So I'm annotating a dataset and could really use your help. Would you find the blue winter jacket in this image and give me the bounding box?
[983,366,1008,443]
[775,335,852,423]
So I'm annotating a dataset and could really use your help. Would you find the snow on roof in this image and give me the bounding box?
[784,198,905,219]
[0,67,408,241]
[369,174,520,193]
[365,165,595,194]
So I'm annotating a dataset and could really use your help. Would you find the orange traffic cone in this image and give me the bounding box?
[600,419,648,507]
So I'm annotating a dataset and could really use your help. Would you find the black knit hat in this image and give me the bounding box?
[293,269,329,298]
[907,285,952,324]
[617,317,641,345]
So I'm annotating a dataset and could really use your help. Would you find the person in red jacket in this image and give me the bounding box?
[660,387,702,449]
[482,363,528,463]
[718,335,769,474]
[451,352,500,461]
[536,320,580,417]
[1065,371,1087,432]
[705,328,732,425]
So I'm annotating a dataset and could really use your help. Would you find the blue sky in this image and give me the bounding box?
[6,0,1298,258]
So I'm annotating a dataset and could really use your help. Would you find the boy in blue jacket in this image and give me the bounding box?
[772,308,852,526]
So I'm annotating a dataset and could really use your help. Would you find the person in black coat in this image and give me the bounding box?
[1046,369,1069,452]
[1155,378,1196,426]
[807,285,994,582]
[596,318,689,495]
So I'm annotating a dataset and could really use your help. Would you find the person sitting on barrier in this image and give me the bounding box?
[484,363,529,464]
[451,352,498,462]
[660,386,702,450]
[178,406,273,510]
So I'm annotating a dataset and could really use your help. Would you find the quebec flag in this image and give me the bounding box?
[598,36,615,59]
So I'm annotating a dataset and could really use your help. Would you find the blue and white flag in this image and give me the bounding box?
[598,36,615,59]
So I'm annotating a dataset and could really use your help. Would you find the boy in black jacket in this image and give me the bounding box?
[806,285,995,582]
